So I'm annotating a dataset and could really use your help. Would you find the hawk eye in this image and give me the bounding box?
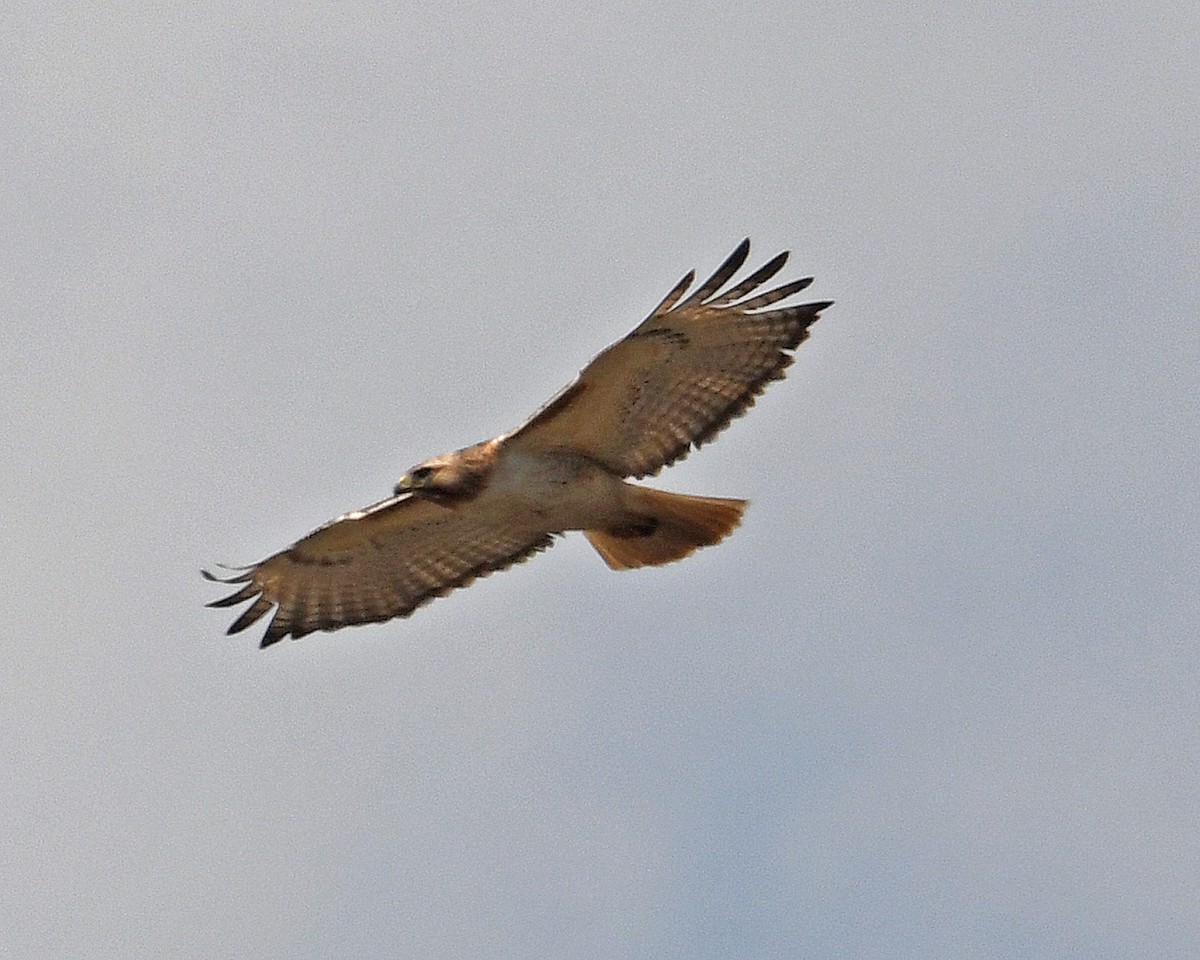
[411,466,434,481]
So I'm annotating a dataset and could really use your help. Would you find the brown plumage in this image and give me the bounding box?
[205,240,831,646]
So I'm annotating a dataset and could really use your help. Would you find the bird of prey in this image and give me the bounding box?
[205,240,830,646]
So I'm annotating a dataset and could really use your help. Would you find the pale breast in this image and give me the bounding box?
[486,447,627,531]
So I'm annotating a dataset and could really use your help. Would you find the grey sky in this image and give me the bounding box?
[3,2,1197,957]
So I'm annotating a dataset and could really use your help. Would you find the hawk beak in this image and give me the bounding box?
[393,475,411,495]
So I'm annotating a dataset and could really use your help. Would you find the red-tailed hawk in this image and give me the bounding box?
[205,240,830,646]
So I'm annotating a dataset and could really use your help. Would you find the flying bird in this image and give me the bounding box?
[205,240,831,646]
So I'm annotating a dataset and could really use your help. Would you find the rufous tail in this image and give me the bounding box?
[584,488,747,571]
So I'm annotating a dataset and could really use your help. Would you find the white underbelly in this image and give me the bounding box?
[485,448,627,531]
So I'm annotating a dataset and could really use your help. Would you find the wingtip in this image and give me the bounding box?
[201,563,254,584]
[729,238,752,271]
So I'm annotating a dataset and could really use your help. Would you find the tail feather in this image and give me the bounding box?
[585,488,747,570]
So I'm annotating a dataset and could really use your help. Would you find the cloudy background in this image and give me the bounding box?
[4,2,1197,957]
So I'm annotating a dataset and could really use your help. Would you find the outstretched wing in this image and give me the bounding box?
[204,494,554,647]
[508,239,831,478]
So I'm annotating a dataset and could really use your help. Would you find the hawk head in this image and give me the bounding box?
[394,441,496,503]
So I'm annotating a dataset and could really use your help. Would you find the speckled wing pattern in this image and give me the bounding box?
[204,494,554,647]
[508,239,831,478]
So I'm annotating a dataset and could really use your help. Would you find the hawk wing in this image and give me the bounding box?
[204,494,554,647]
[508,239,831,478]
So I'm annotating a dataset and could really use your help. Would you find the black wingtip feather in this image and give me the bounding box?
[201,565,254,584]
[708,250,790,306]
[206,583,260,608]
[226,595,273,635]
[678,240,752,309]
[648,269,695,318]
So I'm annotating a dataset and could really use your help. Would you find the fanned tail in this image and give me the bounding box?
[584,487,747,570]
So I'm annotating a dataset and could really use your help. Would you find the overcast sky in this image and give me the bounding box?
[4,2,1197,957]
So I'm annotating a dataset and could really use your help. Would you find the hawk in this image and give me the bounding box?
[205,240,831,646]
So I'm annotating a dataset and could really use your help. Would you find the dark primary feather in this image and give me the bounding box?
[675,237,751,308]
[708,250,789,306]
